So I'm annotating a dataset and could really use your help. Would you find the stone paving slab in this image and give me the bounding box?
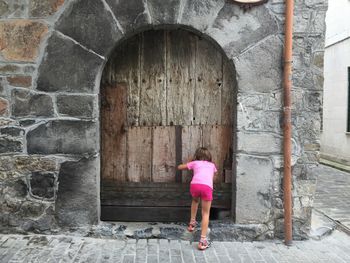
[1,231,350,263]
[314,164,350,230]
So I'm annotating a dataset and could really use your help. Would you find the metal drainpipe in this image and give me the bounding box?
[283,0,294,246]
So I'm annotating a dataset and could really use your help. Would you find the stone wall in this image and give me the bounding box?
[0,0,327,240]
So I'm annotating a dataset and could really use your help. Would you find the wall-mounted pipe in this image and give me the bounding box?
[283,0,294,246]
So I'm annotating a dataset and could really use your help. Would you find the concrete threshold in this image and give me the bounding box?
[53,221,274,242]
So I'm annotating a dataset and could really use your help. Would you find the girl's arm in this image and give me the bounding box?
[177,163,188,170]
[178,157,193,170]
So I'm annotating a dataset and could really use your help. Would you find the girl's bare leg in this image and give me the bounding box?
[200,200,212,238]
[191,198,200,222]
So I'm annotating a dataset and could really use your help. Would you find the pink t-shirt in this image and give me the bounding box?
[186,160,217,189]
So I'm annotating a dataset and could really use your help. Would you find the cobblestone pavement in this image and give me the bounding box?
[1,230,350,263]
[1,164,350,263]
[314,164,350,229]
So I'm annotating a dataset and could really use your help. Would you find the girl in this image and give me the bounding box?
[177,147,217,250]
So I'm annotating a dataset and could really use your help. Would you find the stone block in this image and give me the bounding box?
[0,127,25,137]
[236,154,273,224]
[18,201,46,218]
[29,0,64,17]
[293,10,311,34]
[309,10,327,34]
[56,95,95,118]
[29,172,56,200]
[0,20,48,62]
[237,132,282,154]
[300,151,320,164]
[14,156,57,173]
[0,155,58,180]
[293,69,317,90]
[237,94,267,110]
[55,0,123,56]
[0,0,26,18]
[36,32,104,93]
[0,77,4,95]
[27,120,98,155]
[11,89,54,118]
[237,108,282,134]
[105,0,150,34]
[291,88,305,111]
[304,0,327,7]
[294,115,321,143]
[180,0,225,32]
[312,51,324,70]
[294,180,317,197]
[2,179,28,201]
[0,156,14,171]
[274,218,310,240]
[207,4,278,58]
[234,36,283,93]
[292,163,318,180]
[7,76,32,87]
[0,64,20,74]
[19,120,36,127]
[0,118,15,127]
[31,214,56,231]
[304,91,322,112]
[147,0,180,25]
[0,97,8,116]
[55,157,99,226]
[267,2,285,15]
[0,137,22,153]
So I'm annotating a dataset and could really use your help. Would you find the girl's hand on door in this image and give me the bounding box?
[177,163,188,170]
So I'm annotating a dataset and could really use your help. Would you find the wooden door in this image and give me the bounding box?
[100,29,235,221]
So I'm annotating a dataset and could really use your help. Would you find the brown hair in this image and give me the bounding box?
[193,147,212,162]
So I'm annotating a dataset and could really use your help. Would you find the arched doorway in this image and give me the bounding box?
[100,28,236,221]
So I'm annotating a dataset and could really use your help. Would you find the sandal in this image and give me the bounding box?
[187,220,197,232]
[198,238,211,250]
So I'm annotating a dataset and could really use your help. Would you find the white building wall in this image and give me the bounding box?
[321,0,350,164]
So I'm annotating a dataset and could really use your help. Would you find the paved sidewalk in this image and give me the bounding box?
[314,164,350,230]
[1,230,350,263]
[1,163,350,263]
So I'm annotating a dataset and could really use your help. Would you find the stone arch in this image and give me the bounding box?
[29,0,281,226]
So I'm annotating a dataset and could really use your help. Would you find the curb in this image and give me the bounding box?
[319,158,350,173]
[314,209,350,236]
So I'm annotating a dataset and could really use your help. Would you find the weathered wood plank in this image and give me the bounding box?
[224,169,233,183]
[101,183,232,208]
[139,30,167,126]
[194,38,223,125]
[222,59,235,125]
[181,125,202,183]
[124,35,141,127]
[102,34,141,126]
[152,126,176,182]
[202,125,232,183]
[102,181,232,191]
[101,206,190,222]
[166,30,196,125]
[101,83,127,182]
[127,126,152,182]
[101,197,231,208]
